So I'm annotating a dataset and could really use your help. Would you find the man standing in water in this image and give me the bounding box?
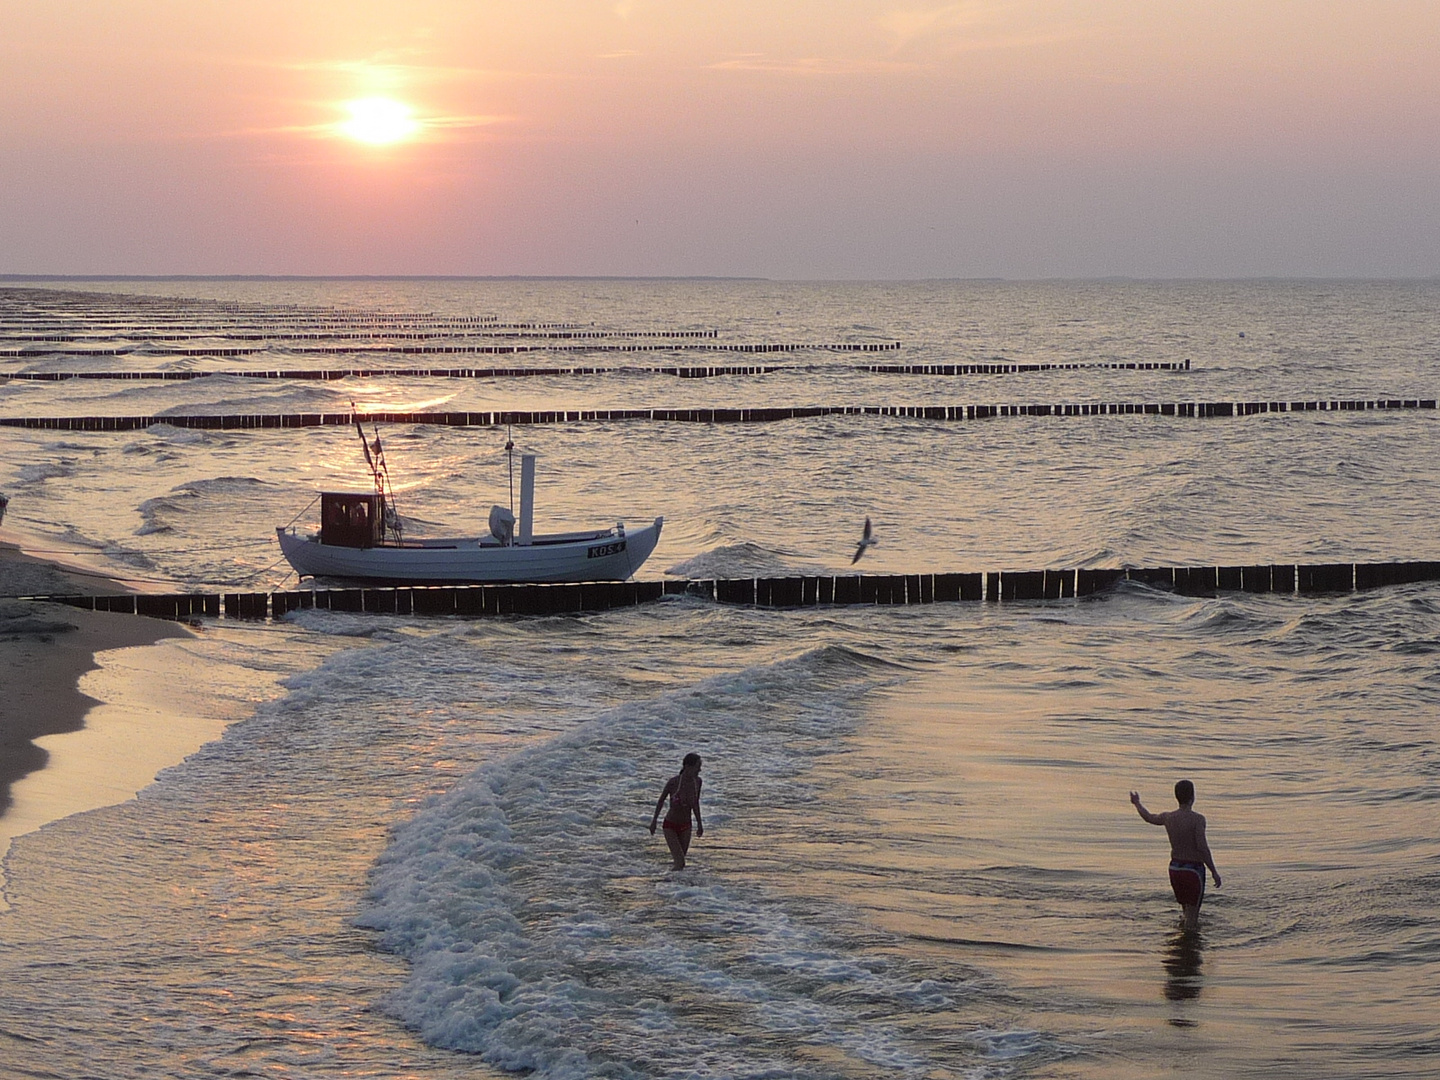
[1131,781,1221,930]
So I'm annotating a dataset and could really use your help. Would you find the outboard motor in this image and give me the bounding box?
[488,504,516,544]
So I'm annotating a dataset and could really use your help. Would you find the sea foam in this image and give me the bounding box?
[357,645,962,1078]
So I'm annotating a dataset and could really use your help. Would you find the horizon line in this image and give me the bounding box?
[3,273,1439,285]
[0,274,771,283]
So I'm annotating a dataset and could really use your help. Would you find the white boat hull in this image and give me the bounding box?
[277,518,663,584]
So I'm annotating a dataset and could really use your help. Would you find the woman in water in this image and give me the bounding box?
[649,753,704,870]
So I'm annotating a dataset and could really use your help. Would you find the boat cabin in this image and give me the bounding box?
[320,492,386,549]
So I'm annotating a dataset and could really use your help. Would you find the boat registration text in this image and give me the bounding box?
[587,539,627,558]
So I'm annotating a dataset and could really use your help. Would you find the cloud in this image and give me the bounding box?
[419,113,508,133]
[881,2,996,50]
[278,55,501,89]
[220,110,507,144]
[879,1,1081,57]
[706,55,918,76]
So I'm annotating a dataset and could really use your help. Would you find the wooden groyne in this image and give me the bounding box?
[866,359,1191,374]
[23,560,1440,622]
[690,560,1440,605]
[0,358,1191,383]
[0,329,718,344]
[0,341,900,359]
[3,364,789,382]
[34,580,691,621]
[0,358,1189,383]
[1,398,1433,433]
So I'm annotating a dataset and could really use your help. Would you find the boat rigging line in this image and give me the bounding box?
[352,402,402,544]
[506,424,515,518]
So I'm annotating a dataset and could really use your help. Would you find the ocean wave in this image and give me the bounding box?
[284,609,391,637]
[1173,600,1267,632]
[53,531,159,571]
[174,475,267,496]
[665,541,828,580]
[142,423,222,446]
[356,645,963,1078]
[136,492,191,536]
[135,477,268,537]
[14,460,75,485]
[151,383,347,416]
[968,1028,1049,1062]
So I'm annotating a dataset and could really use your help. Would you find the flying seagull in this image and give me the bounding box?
[852,516,876,564]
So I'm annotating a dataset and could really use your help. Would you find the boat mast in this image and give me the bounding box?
[506,425,515,516]
[370,420,402,543]
[352,403,402,543]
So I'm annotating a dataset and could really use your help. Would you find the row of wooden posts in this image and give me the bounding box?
[2,329,721,344]
[1,398,1434,433]
[5,320,581,334]
[866,359,1190,374]
[30,561,1440,622]
[0,302,558,330]
[4,364,789,382]
[0,358,1189,382]
[0,341,902,359]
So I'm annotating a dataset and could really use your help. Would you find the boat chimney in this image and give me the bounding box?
[518,454,536,545]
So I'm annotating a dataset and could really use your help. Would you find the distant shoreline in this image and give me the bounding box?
[0,274,771,282]
[3,274,1437,284]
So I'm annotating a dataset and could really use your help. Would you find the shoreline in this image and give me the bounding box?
[0,530,190,814]
[1,525,338,913]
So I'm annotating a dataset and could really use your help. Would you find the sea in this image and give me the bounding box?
[1,278,1437,1079]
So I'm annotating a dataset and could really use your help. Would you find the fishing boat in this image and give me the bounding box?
[276,419,662,585]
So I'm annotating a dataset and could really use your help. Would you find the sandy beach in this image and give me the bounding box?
[0,532,190,815]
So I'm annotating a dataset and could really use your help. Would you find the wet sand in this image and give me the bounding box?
[0,533,190,815]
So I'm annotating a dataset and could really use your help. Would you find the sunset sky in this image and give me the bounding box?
[2,1,1438,278]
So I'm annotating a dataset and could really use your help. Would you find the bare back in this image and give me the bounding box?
[1159,807,1210,863]
[662,772,701,825]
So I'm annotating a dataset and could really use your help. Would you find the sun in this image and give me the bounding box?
[337,97,421,146]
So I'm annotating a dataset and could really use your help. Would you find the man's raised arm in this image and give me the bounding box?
[1130,791,1166,825]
